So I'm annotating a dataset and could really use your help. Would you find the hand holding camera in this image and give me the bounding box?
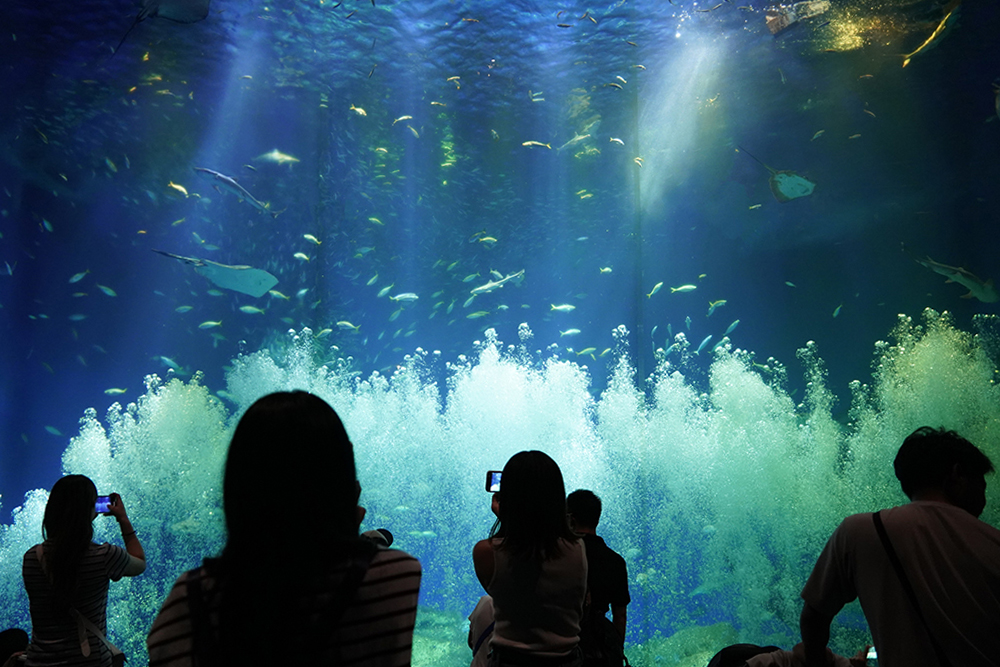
[486,470,501,493]
[96,493,130,524]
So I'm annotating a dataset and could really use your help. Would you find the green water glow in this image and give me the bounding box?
[1,309,997,666]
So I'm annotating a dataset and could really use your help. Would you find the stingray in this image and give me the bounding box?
[115,0,211,53]
[153,249,278,298]
[736,146,816,203]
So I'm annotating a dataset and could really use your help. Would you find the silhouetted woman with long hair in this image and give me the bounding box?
[473,451,587,667]
[22,475,146,666]
[147,390,422,667]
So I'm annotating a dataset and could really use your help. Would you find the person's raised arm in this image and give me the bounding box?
[107,493,146,575]
[800,602,834,667]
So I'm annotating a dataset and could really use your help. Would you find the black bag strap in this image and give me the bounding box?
[872,511,953,667]
[472,621,495,657]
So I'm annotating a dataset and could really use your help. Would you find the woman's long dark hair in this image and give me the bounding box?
[216,391,362,662]
[41,475,97,605]
[495,451,577,562]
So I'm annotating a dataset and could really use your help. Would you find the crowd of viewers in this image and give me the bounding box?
[6,390,999,667]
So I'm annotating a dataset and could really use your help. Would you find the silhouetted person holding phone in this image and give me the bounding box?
[800,426,1000,667]
[473,451,587,667]
[22,476,146,666]
[146,391,421,666]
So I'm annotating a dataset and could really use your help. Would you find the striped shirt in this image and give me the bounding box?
[22,542,130,667]
[147,547,422,667]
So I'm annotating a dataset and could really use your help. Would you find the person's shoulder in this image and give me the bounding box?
[365,548,422,593]
[605,541,627,565]
[894,502,1000,536]
[473,538,497,556]
[589,533,622,552]
[161,565,215,602]
[836,510,878,532]
[173,565,212,583]
[94,541,129,561]
[818,511,878,551]
[559,535,587,560]
[371,547,422,571]
[583,533,623,558]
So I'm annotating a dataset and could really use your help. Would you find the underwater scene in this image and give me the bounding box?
[2,0,999,663]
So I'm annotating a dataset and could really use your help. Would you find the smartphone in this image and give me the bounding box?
[95,496,112,514]
[485,470,502,493]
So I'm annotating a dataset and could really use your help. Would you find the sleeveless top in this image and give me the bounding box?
[488,537,587,656]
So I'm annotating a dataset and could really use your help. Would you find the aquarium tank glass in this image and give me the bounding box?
[2,0,999,664]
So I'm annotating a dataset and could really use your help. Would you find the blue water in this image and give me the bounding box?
[1,0,999,663]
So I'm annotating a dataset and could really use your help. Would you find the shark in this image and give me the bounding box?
[901,0,961,68]
[254,149,301,166]
[193,167,279,218]
[469,269,525,296]
[906,246,998,303]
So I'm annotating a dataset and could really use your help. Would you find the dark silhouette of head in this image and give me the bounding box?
[497,450,576,561]
[894,426,994,516]
[223,391,359,557]
[567,489,602,529]
[0,628,28,664]
[42,474,98,602]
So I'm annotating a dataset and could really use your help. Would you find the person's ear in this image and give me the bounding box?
[946,463,987,517]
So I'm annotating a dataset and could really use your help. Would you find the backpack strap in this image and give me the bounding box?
[872,511,953,667]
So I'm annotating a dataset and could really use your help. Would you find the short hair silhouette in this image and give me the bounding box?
[894,426,994,498]
[567,489,602,528]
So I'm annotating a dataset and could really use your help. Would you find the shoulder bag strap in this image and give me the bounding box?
[71,610,126,664]
[472,621,495,657]
[872,511,953,667]
[36,544,125,663]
